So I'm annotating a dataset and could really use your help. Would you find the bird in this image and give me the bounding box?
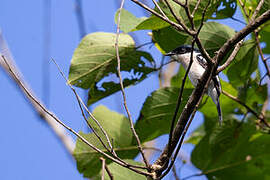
[165,45,223,124]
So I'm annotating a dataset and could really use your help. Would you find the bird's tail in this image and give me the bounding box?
[217,99,223,125]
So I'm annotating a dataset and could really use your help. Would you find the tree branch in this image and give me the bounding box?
[0,52,74,155]
[222,90,270,128]
[1,55,152,177]
[116,0,150,169]
[217,40,243,73]
[214,10,270,64]
[152,9,270,178]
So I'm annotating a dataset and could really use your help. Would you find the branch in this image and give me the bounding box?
[151,0,168,19]
[1,55,151,177]
[254,31,270,79]
[101,157,114,180]
[222,90,270,128]
[217,40,243,73]
[0,52,74,155]
[215,10,270,64]
[115,0,150,169]
[131,0,186,32]
[51,58,115,155]
[152,9,270,177]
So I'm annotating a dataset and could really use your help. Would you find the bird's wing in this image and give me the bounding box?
[212,75,221,97]
[196,54,208,69]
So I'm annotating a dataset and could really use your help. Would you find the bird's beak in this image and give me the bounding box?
[165,52,175,56]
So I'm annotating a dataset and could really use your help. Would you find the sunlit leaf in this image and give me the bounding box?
[198,21,236,56]
[153,26,189,53]
[226,40,258,87]
[93,160,147,180]
[73,106,139,178]
[115,9,146,33]
[135,87,193,143]
[68,32,154,105]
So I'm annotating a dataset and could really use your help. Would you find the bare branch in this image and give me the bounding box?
[215,10,270,64]
[116,0,150,169]
[101,157,115,180]
[101,157,106,180]
[51,58,114,155]
[151,0,168,19]
[217,40,243,73]
[159,64,210,179]
[254,31,270,79]
[152,10,270,178]
[164,0,192,33]
[1,55,151,177]
[251,0,265,21]
[131,0,186,32]
[222,90,270,128]
[167,41,196,163]
[0,54,74,155]
[191,0,202,17]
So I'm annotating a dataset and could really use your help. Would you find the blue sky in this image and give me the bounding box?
[0,1,247,179]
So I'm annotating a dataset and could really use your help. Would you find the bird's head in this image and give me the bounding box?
[165,45,200,56]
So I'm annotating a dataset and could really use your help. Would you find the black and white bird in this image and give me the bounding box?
[165,45,223,124]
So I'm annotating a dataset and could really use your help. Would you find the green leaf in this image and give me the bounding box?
[238,81,267,113]
[191,119,270,179]
[114,9,146,33]
[135,87,193,143]
[87,51,154,105]
[209,0,237,19]
[260,24,270,54]
[226,40,258,87]
[68,32,154,105]
[239,0,270,21]
[152,26,189,53]
[198,22,236,56]
[199,80,239,131]
[91,105,133,146]
[93,159,147,180]
[135,16,170,31]
[73,106,139,178]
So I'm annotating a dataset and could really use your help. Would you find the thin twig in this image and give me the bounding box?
[159,70,209,179]
[51,58,114,154]
[51,60,149,169]
[238,0,250,19]
[104,160,114,180]
[151,0,168,19]
[222,90,270,128]
[1,55,151,177]
[0,55,74,155]
[217,40,243,73]
[131,0,185,32]
[230,17,247,25]
[173,0,194,30]
[164,0,192,33]
[116,0,150,169]
[101,157,106,180]
[251,0,265,21]
[172,165,180,180]
[167,41,196,162]
[191,0,202,17]
[254,31,270,79]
